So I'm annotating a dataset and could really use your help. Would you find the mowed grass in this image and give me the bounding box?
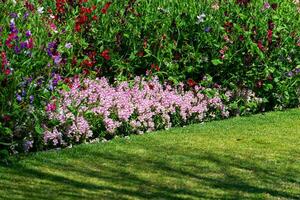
[0,109,300,200]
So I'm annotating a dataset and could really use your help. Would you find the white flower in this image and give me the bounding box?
[196,13,206,24]
[37,7,44,14]
[158,7,169,14]
[65,43,73,49]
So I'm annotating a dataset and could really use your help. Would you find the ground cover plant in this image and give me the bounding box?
[0,109,299,199]
[0,0,300,156]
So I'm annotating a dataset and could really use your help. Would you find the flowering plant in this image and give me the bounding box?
[42,76,229,148]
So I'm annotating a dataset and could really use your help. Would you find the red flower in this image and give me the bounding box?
[5,33,17,49]
[151,64,160,71]
[81,7,92,14]
[101,49,111,61]
[267,30,272,44]
[82,59,94,67]
[83,68,90,75]
[148,83,154,90]
[239,35,244,41]
[4,68,11,75]
[27,38,34,49]
[88,51,97,60]
[75,23,81,32]
[101,2,112,14]
[92,15,98,21]
[1,51,8,70]
[187,78,197,87]
[72,56,78,66]
[64,78,70,84]
[56,0,66,13]
[257,40,265,51]
[25,0,35,12]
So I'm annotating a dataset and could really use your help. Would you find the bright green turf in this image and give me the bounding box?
[0,109,300,200]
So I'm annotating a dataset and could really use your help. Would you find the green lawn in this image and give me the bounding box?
[0,109,300,200]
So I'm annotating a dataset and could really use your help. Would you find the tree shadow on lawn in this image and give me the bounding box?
[0,146,299,200]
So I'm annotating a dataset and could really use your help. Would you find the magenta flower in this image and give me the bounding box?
[46,103,56,112]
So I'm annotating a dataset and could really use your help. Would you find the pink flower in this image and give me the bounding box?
[46,103,56,112]
[50,23,58,33]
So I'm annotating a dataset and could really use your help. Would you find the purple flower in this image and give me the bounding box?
[49,84,54,91]
[204,27,212,33]
[26,77,33,84]
[47,41,58,57]
[37,78,43,86]
[10,12,18,18]
[53,55,62,65]
[23,140,33,152]
[287,71,294,77]
[14,45,21,54]
[23,12,29,20]
[263,2,271,10]
[25,30,32,37]
[21,89,26,97]
[52,73,62,86]
[65,43,73,49]
[29,95,34,104]
[10,20,18,34]
[16,94,22,102]
[53,78,59,86]
[20,42,27,49]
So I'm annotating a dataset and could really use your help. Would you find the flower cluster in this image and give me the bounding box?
[75,3,98,32]
[43,76,229,147]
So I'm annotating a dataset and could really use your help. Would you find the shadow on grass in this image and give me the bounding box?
[1,144,299,200]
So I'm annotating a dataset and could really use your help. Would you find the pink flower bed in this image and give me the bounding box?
[44,76,229,147]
